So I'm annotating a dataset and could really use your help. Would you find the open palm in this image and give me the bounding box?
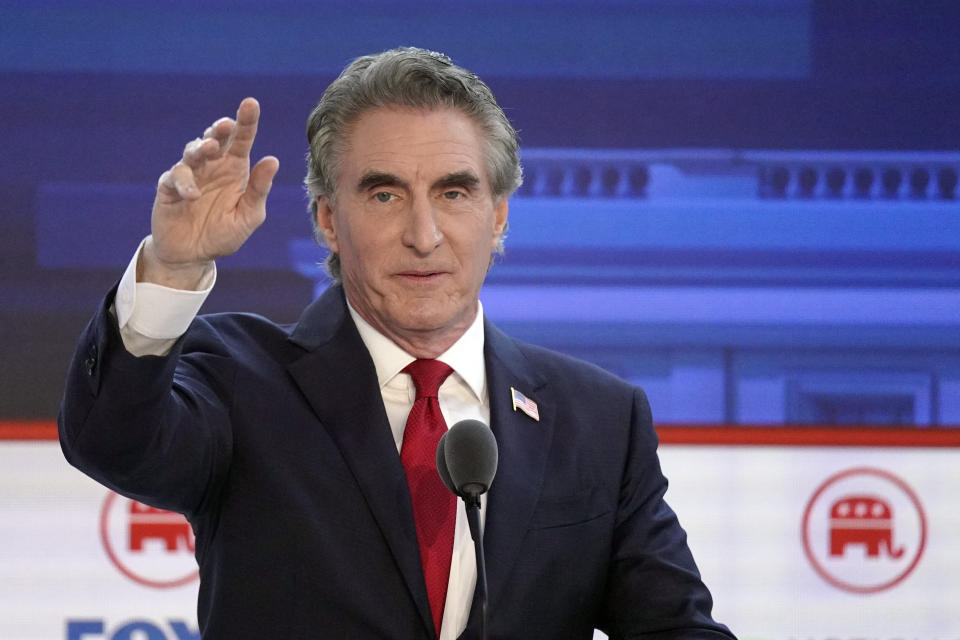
[146,98,279,286]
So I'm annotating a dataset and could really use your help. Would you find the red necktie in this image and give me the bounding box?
[401,359,456,637]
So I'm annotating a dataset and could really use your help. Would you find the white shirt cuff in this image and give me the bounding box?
[115,237,215,356]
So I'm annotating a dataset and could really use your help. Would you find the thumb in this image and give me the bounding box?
[243,155,280,211]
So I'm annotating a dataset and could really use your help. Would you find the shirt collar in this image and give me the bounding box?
[347,300,486,402]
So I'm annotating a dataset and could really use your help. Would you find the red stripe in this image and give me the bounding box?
[3,420,959,447]
[0,421,59,440]
[656,425,960,447]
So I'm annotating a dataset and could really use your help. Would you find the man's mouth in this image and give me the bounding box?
[397,270,446,280]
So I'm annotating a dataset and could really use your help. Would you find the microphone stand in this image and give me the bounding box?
[463,487,488,640]
[436,421,497,640]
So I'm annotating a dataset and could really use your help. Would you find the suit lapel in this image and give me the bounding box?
[467,320,554,631]
[286,286,435,637]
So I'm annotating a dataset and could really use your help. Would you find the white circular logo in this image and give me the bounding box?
[100,492,199,589]
[802,467,926,594]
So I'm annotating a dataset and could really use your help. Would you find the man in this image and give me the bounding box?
[60,47,734,639]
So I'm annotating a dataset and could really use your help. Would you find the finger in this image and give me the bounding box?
[157,163,200,201]
[226,97,261,159]
[181,136,221,170]
[203,117,236,155]
[241,155,280,212]
[203,117,233,140]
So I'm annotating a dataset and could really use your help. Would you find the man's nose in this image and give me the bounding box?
[402,196,443,254]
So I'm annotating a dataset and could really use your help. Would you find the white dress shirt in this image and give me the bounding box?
[115,237,487,639]
[347,301,488,639]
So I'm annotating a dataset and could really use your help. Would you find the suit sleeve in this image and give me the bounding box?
[58,287,233,516]
[598,388,736,640]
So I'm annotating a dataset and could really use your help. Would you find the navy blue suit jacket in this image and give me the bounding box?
[60,284,734,639]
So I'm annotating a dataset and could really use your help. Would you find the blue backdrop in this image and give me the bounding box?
[2,0,959,425]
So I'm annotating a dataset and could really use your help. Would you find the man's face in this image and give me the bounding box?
[316,106,509,356]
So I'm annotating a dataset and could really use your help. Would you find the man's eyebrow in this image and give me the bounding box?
[356,171,408,193]
[434,171,481,191]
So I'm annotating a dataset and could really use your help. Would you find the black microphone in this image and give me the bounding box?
[436,419,498,504]
[436,419,497,640]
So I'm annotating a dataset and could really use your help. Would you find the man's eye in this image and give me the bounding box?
[442,190,463,200]
[374,192,394,203]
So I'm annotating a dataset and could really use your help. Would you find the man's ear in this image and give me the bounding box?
[315,195,339,253]
[491,196,509,248]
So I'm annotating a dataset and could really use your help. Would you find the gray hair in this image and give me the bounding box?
[304,47,522,281]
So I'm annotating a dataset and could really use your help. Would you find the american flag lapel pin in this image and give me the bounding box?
[510,387,540,422]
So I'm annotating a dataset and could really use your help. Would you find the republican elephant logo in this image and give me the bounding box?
[100,491,199,588]
[802,467,926,594]
[828,495,904,559]
[128,501,195,553]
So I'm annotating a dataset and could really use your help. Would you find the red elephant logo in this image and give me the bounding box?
[802,468,926,594]
[128,501,195,553]
[100,492,200,588]
[828,495,904,559]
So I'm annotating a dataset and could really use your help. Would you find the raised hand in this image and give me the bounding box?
[140,98,280,289]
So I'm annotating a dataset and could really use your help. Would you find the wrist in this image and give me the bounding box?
[138,236,212,290]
